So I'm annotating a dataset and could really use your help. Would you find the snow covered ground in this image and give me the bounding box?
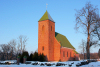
[0,61,100,67]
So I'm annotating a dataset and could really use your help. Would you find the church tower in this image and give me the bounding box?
[38,11,55,61]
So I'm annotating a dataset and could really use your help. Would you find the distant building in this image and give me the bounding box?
[38,10,79,61]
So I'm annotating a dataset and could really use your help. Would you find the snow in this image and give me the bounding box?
[0,60,17,64]
[0,61,100,67]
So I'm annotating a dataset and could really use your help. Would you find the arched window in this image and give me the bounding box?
[51,26,52,31]
[42,25,44,31]
[42,46,44,51]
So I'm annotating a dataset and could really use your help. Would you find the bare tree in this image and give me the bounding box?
[18,35,28,54]
[8,39,17,59]
[79,40,86,59]
[93,18,100,40]
[75,2,100,59]
[0,44,11,60]
[0,35,28,60]
[79,40,86,53]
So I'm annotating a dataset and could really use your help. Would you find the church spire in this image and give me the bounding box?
[38,10,55,22]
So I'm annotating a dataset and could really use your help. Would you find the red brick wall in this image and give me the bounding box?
[48,20,55,61]
[60,47,76,61]
[38,20,55,61]
[54,37,61,61]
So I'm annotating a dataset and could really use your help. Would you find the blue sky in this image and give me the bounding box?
[0,0,100,53]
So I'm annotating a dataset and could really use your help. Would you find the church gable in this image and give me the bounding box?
[55,32,75,49]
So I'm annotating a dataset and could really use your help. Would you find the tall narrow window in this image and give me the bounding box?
[70,52,71,57]
[42,46,44,51]
[67,52,68,57]
[51,26,52,31]
[63,51,65,57]
[42,25,44,31]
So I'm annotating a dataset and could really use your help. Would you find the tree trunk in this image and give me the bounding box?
[87,41,90,59]
[87,20,90,59]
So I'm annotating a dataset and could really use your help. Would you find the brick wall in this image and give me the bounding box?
[60,47,76,61]
[54,37,61,61]
[38,20,55,61]
[48,20,55,61]
[38,20,49,60]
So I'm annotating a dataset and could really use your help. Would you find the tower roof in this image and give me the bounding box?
[55,32,75,49]
[39,10,55,22]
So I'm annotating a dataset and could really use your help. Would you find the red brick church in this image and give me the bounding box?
[38,10,79,61]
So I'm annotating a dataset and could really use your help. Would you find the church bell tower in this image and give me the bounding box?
[38,11,55,61]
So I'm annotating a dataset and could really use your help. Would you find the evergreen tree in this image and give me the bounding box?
[18,51,29,63]
[29,53,33,61]
[33,52,39,61]
[39,53,45,62]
